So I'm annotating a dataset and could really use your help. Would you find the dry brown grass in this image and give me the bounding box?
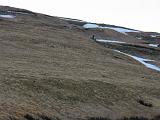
[0,6,160,120]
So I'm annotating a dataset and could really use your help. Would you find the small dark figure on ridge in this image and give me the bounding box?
[91,35,96,41]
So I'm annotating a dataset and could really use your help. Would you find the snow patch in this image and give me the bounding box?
[131,56,160,72]
[104,27,139,34]
[137,37,142,40]
[150,35,157,38]
[0,14,15,19]
[83,23,99,29]
[96,39,126,44]
[7,11,29,15]
[148,44,159,48]
[83,23,139,34]
[114,50,160,72]
[59,17,85,22]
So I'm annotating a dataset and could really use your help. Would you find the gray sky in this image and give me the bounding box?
[1,0,160,32]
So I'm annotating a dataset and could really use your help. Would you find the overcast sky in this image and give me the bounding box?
[1,0,160,32]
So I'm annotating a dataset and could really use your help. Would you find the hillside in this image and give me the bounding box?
[0,6,160,120]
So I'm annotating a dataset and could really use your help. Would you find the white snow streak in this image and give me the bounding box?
[83,23,99,29]
[83,23,139,34]
[148,44,159,48]
[0,14,15,19]
[96,39,126,44]
[114,50,160,72]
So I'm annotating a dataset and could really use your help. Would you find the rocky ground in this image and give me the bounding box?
[0,6,160,120]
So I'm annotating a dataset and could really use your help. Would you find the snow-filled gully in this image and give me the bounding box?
[94,39,160,72]
[114,50,160,72]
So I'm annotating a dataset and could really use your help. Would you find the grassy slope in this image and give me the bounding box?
[0,7,160,120]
